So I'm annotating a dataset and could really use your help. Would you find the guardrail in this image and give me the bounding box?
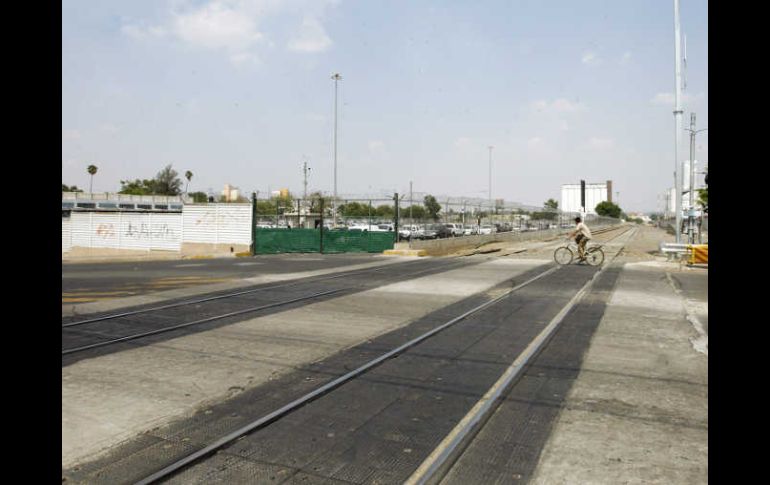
[659,242,690,254]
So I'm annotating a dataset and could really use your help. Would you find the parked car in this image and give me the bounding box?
[399,224,420,240]
[478,225,496,235]
[347,224,373,232]
[417,225,439,239]
[430,224,454,239]
[444,223,464,237]
[463,225,479,236]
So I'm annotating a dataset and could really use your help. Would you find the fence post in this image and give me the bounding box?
[251,192,257,256]
[394,192,399,244]
[319,198,324,254]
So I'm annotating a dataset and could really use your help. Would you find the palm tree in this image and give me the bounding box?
[185,171,193,194]
[87,165,98,193]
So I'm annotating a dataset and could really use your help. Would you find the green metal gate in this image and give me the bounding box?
[254,228,394,254]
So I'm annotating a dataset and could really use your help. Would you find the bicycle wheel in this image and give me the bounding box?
[554,246,574,265]
[585,247,605,266]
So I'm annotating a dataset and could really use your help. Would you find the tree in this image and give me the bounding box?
[119,178,157,195]
[375,204,394,218]
[308,191,333,214]
[544,199,558,210]
[532,211,557,221]
[87,164,98,193]
[423,195,442,221]
[154,164,183,195]
[405,205,427,220]
[62,184,82,192]
[595,201,622,219]
[339,201,370,217]
[185,171,193,193]
[188,191,208,203]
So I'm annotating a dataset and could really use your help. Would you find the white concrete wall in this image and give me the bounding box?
[70,212,182,251]
[63,204,253,253]
[181,204,252,245]
[62,217,72,253]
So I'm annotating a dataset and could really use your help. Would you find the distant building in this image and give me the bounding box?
[222,184,240,202]
[665,160,707,215]
[270,188,290,199]
[560,180,612,215]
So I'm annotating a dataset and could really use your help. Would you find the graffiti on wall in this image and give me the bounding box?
[124,222,176,240]
[95,223,116,239]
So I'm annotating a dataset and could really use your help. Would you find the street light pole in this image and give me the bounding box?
[303,158,311,200]
[673,0,684,243]
[488,146,493,209]
[331,73,342,228]
[684,113,707,244]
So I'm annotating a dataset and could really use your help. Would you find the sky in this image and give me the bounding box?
[62,0,708,213]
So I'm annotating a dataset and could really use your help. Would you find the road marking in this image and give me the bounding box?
[234,262,263,266]
[174,263,207,267]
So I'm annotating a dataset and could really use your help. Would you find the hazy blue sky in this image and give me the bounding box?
[62,0,708,212]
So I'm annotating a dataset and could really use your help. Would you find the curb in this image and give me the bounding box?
[383,249,428,257]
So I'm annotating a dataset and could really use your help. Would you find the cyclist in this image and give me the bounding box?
[569,216,592,262]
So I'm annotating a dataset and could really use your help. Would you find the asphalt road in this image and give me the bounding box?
[62,253,385,303]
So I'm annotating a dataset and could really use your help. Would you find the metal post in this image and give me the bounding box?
[319,198,324,254]
[332,73,342,228]
[409,181,413,223]
[394,192,399,243]
[673,0,684,243]
[488,146,493,206]
[251,192,257,256]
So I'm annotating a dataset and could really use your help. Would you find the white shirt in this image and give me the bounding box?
[576,222,592,238]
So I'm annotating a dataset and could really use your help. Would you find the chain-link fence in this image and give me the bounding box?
[250,194,622,253]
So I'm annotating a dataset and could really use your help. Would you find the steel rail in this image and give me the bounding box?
[63,225,629,329]
[62,288,344,355]
[132,263,562,485]
[62,258,430,328]
[131,225,635,484]
[62,257,477,356]
[405,227,638,485]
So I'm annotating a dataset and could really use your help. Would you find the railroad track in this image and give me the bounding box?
[61,255,497,359]
[62,225,638,484]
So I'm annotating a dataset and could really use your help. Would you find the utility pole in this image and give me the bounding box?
[302,159,311,200]
[673,0,684,243]
[409,181,413,222]
[488,146,494,208]
[684,112,707,244]
[331,73,342,227]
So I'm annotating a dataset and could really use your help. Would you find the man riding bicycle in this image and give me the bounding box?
[568,216,592,262]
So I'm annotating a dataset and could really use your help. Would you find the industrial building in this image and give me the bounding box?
[560,180,613,215]
[663,160,707,216]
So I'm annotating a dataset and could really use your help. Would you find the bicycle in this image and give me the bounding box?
[553,239,605,266]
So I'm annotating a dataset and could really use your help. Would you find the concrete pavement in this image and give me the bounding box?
[62,256,550,470]
[61,225,707,483]
[528,228,707,484]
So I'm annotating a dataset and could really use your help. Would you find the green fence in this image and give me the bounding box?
[254,228,394,254]
[322,230,395,254]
